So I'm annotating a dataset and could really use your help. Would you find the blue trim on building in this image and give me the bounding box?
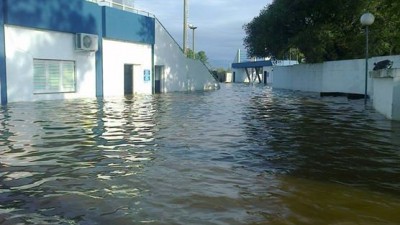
[0,0,7,105]
[103,7,155,44]
[232,60,273,69]
[6,0,101,35]
[95,40,104,97]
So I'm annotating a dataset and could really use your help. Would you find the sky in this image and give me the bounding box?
[134,0,272,69]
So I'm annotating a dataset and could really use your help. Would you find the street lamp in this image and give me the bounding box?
[360,12,375,105]
[183,0,188,55]
[188,24,197,59]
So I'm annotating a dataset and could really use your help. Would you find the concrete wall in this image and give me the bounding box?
[371,69,400,120]
[102,39,152,97]
[272,55,400,95]
[4,26,96,102]
[154,20,218,92]
[322,59,364,93]
[273,63,323,92]
[373,78,393,119]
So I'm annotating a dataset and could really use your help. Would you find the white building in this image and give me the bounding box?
[0,0,218,104]
[231,49,298,84]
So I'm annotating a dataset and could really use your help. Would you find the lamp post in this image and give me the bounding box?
[188,24,197,59]
[183,0,188,55]
[360,12,375,105]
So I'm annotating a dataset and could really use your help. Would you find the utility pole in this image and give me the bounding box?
[183,0,188,56]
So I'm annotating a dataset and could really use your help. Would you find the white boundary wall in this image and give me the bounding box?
[273,63,323,92]
[371,69,400,120]
[102,39,152,97]
[4,25,96,102]
[272,55,400,95]
[154,20,218,92]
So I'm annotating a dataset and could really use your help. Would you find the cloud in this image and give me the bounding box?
[135,0,271,68]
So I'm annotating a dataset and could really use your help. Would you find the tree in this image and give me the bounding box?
[186,49,209,64]
[196,51,208,64]
[244,0,400,63]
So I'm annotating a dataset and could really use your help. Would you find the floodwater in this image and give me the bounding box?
[1,83,400,225]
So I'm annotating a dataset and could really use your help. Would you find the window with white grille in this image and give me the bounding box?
[33,59,76,94]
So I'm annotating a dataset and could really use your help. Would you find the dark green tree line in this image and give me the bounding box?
[244,0,400,63]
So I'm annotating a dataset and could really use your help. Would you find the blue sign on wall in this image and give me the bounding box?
[144,69,151,82]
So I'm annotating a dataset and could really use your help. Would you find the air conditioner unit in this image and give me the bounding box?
[75,33,98,51]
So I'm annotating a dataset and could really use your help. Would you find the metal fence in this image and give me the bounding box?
[86,0,154,17]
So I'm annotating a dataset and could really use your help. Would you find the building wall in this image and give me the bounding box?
[5,26,97,102]
[1,0,156,104]
[102,39,152,97]
[4,0,104,97]
[154,20,218,92]
[232,69,249,83]
[0,0,6,104]
[186,59,220,91]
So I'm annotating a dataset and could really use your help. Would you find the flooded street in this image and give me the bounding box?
[1,83,400,224]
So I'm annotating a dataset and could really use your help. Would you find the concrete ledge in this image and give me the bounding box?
[370,68,400,78]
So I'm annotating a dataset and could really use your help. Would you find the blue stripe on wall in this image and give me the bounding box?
[6,0,101,35]
[103,7,155,44]
[0,0,7,105]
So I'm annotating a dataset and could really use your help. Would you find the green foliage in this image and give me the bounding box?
[244,0,400,63]
[186,49,209,64]
[197,51,208,64]
[211,68,229,82]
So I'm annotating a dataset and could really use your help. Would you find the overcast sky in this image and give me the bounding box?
[135,0,272,68]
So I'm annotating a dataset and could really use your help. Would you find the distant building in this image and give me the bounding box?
[231,49,298,84]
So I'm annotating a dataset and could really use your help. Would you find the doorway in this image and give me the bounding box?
[124,64,134,95]
[154,65,164,93]
[264,71,268,85]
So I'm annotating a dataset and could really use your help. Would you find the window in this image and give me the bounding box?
[33,59,76,94]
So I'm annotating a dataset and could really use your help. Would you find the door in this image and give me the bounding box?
[264,71,268,85]
[124,64,133,95]
[154,65,164,93]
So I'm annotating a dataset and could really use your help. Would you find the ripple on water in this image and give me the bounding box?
[1,84,400,224]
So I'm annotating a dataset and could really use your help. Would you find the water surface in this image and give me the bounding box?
[1,84,400,224]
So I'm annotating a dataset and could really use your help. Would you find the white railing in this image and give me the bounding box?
[86,0,155,17]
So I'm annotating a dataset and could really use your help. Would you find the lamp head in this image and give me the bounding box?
[360,12,375,26]
[188,24,198,30]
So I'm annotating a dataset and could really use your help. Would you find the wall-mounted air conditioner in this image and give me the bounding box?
[75,33,98,51]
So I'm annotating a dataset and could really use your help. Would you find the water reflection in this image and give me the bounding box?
[243,88,400,196]
[0,97,158,224]
[1,84,400,224]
